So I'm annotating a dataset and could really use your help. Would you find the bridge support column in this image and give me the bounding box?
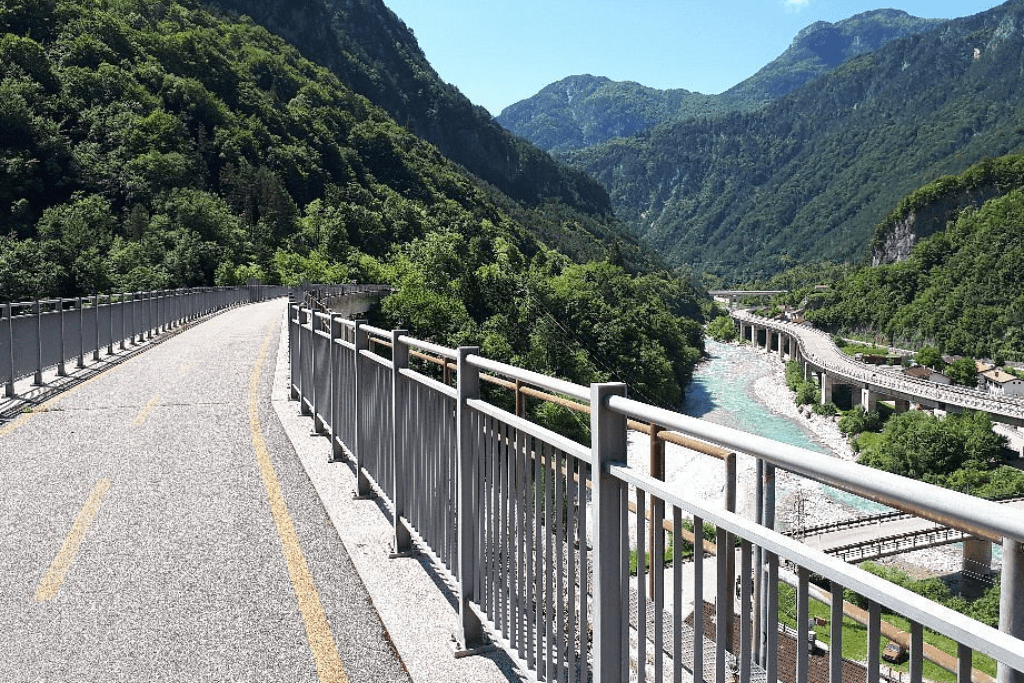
[997,538,1024,683]
[962,537,993,599]
[820,373,833,405]
[861,388,878,413]
[778,334,785,360]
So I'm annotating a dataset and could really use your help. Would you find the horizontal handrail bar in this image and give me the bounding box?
[466,398,591,464]
[397,335,457,361]
[609,463,1024,672]
[399,367,457,400]
[467,353,589,403]
[606,394,1024,544]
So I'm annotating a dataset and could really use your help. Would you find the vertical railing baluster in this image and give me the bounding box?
[868,600,881,683]
[693,514,705,683]
[765,551,779,683]
[910,621,923,683]
[798,567,812,683]
[830,582,844,683]
[57,298,66,377]
[637,487,648,683]
[740,540,753,683]
[353,320,372,498]
[3,303,14,397]
[957,643,972,683]
[390,329,412,556]
[33,299,42,385]
[672,507,682,683]
[76,297,85,369]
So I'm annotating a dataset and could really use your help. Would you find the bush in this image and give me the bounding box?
[794,380,819,405]
[838,406,883,434]
[812,401,839,416]
[706,315,737,342]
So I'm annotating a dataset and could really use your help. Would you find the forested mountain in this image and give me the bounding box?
[722,9,943,103]
[567,0,1024,281]
[0,0,705,407]
[496,10,941,154]
[799,153,1024,361]
[495,75,732,154]
[203,0,612,217]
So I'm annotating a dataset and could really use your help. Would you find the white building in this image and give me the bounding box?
[980,369,1024,397]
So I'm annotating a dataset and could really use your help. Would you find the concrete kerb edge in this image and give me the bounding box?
[269,308,523,683]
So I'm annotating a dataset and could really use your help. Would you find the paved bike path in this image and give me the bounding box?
[0,300,408,683]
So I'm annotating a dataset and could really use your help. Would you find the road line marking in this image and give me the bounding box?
[133,394,161,426]
[249,325,349,683]
[35,479,111,602]
[179,361,196,375]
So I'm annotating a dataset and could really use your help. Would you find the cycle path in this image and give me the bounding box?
[0,300,407,683]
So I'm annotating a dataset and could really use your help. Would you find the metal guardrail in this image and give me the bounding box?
[290,298,1024,683]
[1,285,292,396]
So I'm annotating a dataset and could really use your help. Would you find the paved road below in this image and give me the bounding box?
[0,300,408,683]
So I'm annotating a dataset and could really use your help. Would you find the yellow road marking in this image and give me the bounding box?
[133,394,161,426]
[35,479,112,602]
[179,361,196,375]
[249,326,349,683]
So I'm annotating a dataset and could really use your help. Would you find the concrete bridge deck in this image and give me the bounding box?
[0,300,515,683]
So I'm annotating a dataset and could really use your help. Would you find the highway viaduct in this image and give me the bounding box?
[730,309,1024,429]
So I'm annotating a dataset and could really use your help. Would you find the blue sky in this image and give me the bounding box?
[381,0,1004,116]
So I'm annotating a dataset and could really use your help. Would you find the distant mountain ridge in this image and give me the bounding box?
[497,9,944,153]
[553,0,1024,281]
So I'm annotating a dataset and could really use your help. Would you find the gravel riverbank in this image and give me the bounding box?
[625,341,967,578]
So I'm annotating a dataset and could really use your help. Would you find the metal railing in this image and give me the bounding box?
[290,299,1024,683]
[1,284,294,396]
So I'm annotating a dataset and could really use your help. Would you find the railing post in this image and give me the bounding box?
[353,320,372,498]
[311,310,322,432]
[3,303,14,397]
[298,305,309,415]
[591,382,628,683]
[456,345,485,651]
[33,299,43,385]
[119,293,126,351]
[54,298,65,377]
[998,537,1024,683]
[329,313,343,462]
[389,329,412,556]
[76,297,85,369]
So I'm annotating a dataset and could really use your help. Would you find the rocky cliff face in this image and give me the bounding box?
[871,185,1004,265]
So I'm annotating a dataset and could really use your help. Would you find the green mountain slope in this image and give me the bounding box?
[204,0,612,217]
[798,153,1024,360]
[0,0,704,407]
[569,0,1024,281]
[496,10,941,154]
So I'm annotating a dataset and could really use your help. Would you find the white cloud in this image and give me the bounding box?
[784,0,811,8]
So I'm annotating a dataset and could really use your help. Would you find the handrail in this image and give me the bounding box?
[605,393,1024,545]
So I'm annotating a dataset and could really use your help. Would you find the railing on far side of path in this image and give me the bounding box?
[289,298,1024,683]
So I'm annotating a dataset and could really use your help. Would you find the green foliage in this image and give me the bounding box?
[858,410,1007,482]
[807,163,1024,360]
[915,347,945,370]
[838,406,883,435]
[946,357,978,387]
[565,4,1024,281]
[794,380,819,406]
[812,401,839,417]
[706,315,737,342]
[0,0,709,424]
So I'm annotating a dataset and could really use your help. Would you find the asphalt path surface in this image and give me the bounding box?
[0,300,409,683]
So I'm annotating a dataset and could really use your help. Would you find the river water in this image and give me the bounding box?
[681,339,893,517]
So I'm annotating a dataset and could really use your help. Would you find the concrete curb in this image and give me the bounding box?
[269,308,524,683]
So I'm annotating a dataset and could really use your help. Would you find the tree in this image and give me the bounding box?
[706,315,737,342]
[915,346,944,370]
[947,357,978,387]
